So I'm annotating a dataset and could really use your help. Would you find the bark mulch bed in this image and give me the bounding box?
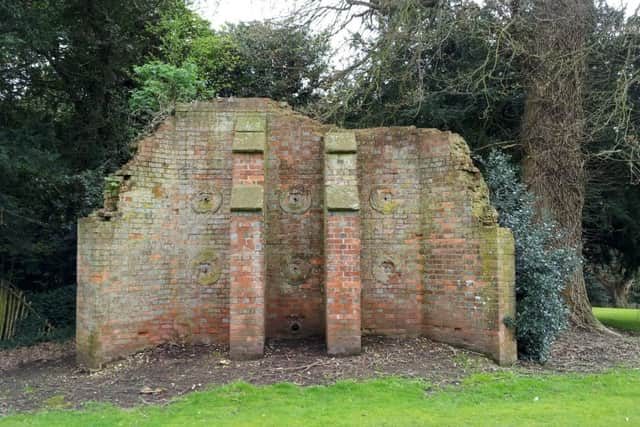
[1,328,638,416]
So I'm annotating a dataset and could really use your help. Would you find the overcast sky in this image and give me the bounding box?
[193,0,640,28]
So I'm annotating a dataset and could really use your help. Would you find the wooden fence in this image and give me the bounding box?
[0,279,52,341]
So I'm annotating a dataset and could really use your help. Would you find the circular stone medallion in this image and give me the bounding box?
[373,256,399,284]
[279,185,311,214]
[282,254,312,286]
[192,249,221,286]
[191,189,222,214]
[370,186,398,214]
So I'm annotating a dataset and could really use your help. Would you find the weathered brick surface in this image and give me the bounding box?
[357,129,423,337]
[77,99,516,367]
[324,213,362,355]
[417,131,516,364]
[265,114,325,339]
[324,141,362,355]
[229,214,265,359]
[229,140,266,359]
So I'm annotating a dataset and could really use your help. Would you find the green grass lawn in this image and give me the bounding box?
[594,307,640,333]
[2,369,639,426]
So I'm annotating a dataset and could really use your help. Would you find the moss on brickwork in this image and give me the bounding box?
[152,184,164,199]
[76,330,101,368]
[192,190,223,214]
[105,176,121,197]
[449,133,498,225]
[479,226,500,280]
[478,225,516,331]
[370,186,399,214]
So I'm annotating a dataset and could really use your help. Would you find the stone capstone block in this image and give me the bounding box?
[326,184,360,211]
[325,132,357,153]
[231,185,264,211]
[232,132,266,153]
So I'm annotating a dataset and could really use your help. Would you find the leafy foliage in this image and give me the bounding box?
[145,4,330,107]
[129,61,206,119]
[147,2,243,95]
[304,1,523,151]
[483,150,574,362]
[0,0,177,292]
[0,0,331,345]
[222,21,330,107]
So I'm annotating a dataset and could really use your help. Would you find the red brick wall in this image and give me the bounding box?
[232,156,265,185]
[356,129,424,336]
[324,213,362,355]
[265,114,325,339]
[77,99,516,367]
[418,130,516,363]
[229,214,265,359]
[77,109,235,366]
[229,114,266,359]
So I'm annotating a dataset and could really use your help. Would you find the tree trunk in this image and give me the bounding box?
[519,0,599,327]
[611,286,629,308]
[608,278,633,308]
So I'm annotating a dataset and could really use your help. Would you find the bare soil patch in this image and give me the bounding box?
[1,328,638,416]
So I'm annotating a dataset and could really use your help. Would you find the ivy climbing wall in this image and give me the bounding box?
[77,98,516,368]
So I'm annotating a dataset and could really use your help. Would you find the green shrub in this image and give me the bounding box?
[483,150,575,362]
[129,61,206,119]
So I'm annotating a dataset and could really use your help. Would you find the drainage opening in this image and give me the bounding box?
[290,322,301,333]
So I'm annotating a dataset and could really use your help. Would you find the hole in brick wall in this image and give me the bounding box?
[454,327,462,332]
[382,261,394,274]
[290,322,301,333]
[192,249,222,286]
[279,185,311,214]
[370,186,398,214]
[192,190,222,214]
[373,257,398,284]
[283,254,312,286]
[138,330,149,336]
[198,263,211,275]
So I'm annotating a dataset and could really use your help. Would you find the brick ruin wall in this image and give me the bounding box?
[77,99,516,368]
